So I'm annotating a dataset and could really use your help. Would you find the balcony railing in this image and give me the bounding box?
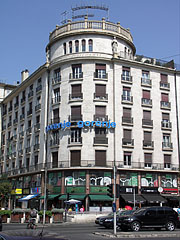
[94,115,108,122]
[94,72,108,80]
[51,117,60,124]
[68,137,82,144]
[161,101,171,109]
[141,78,152,87]
[18,150,23,157]
[94,93,108,101]
[26,147,31,154]
[122,95,133,104]
[26,127,32,135]
[69,93,83,101]
[50,139,60,146]
[52,76,61,85]
[20,114,25,121]
[143,140,154,148]
[14,103,19,109]
[13,119,18,125]
[28,90,34,98]
[34,123,40,131]
[19,131,24,138]
[142,119,153,127]
[8,106,13,112]
[69,72,83,80]
[52,96,61,104]
[121,75,133,83]
[161,121,172,129]
[34,144,40,151]
[27,109,32,116]
[2,125,6,131]
[141,98,152,106]
[21,97,26,104]
[122,138,134,147]
[122,117,133,125]
[13,134,17,141]
[8,122,12,128]
[162,142,173,150]
[69,115,82,122]
[35,104,41,111]
[2,110,7,116]
[94,137,108,145]
[36,85,42,93]
[160,82,170,90]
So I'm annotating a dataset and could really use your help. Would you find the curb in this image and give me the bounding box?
[93,232,180,238]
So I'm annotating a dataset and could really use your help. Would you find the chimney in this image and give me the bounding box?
[21,69,29,82]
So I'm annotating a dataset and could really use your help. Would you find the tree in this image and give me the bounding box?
[0,176,12,208]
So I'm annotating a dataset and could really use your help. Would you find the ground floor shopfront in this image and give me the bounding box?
[9,169,180,211]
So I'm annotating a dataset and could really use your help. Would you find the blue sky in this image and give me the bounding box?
[0,0,180,85]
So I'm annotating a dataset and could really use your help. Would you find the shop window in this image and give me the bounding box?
[90,171,111,186]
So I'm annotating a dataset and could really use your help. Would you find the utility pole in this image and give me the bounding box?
[113,166,117,235]
[43,166,47,225]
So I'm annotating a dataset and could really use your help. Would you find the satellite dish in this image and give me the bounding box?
[158,187,163,193]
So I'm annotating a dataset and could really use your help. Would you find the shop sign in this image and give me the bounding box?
[162,188,178,194]
[11,189,16,195]
[15,189,22,194]
[141,187,158,193]
[46,120,116,132]
[120,186,138,194]
[31,187,41,194]
[23,188,30,195]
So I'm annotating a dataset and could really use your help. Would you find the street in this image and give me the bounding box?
[1,222,180,240]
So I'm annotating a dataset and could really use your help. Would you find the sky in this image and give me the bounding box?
[0,0,180,85]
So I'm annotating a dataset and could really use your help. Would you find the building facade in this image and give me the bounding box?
[1,17,180,211]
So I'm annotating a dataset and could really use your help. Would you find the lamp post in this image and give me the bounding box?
[41,166,47,225]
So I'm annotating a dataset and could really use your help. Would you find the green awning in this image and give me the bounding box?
[70,195,86,200]
[89,195,113,201]
[40,194,60,200]
[58,194,67,200]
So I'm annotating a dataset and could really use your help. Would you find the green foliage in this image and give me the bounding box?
[51,208,64,213]
[38,210,52,217]
[0,210,11,217]
[0,178,12,201]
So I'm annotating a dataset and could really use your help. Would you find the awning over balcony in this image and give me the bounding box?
[120,194,145,203]
[89,195,113,201]
[18,194,39,201]
[39,194,60,200]
[142,194,167,203]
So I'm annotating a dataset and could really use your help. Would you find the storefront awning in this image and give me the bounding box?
[18,194,39,201]
[59,194,68,200]
[89,195,113,201]
[142,194,167,203]
[120,194,145,203]
[165,196,180,201]
[70,195,86,200]
[40,194,60,200]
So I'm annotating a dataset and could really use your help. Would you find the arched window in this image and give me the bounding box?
[69,41,72,53]
[82,39,86,52]
[75,40,79,53]
[88,39,93,52]
[63,43,66,55]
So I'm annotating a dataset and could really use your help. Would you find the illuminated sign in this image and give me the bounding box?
[46,120,116,133]
[15,189,22,194]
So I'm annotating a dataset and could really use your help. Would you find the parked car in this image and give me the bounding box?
[100,210,134,229]
[117,206,179,232]
[95,212,114,225]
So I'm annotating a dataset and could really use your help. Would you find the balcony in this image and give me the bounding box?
[161,121,172,130]
[94,115,108,122]
[121,75,133,84]
[18,150,23,157]
[26,127,32,135]
[27,109,32,116]
[160,82,170,90]
[13,119,18,125]
[162,142,173,151]
[2,110,7,116]
[52,76,61,85]
[122,117,133,125]
[143,140,154,149]
[19,131,24,139]
[8,106,13,112]
[161,101,171,110]
[14,102,19,109]
[2,125,6,131]
[26,147,31,154]
[69,72,83,81]
[13,134,17,141]
[69,115,82,122]
[68,137,82,145]
[141,78,152,87]
[35,104,41,111]
[122,138,134,147]
[12,152,16,159]
[20,114,25,121]
[94,72,108,80]
[121,95,133,104]
[52,96,61,104]
[94,137,108,145]
[141,98,152,107]
[94,93,108,101]
[34,123,40,132]
[51,117,60,124]
[50,139,60,147]
[28,90,33,99]
[34,144,40,151]
[36,85,42,93]
[7,122,12,128]
[142,119,153,127]
[21,97,26,104]
[69,93,83,101]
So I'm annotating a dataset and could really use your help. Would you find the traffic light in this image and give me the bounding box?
[107,184,113,198]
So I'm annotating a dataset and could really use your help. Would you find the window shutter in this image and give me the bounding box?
[144,153,152,163]
[123,108,131,118]
[162,113,169,120]
[95,106,106,116]
[72,64,81,68]
[95,85,106,95]
[96,64,106,70]
[164,155,171,163]
[124,152,131,156]
[71,106,81,116]
[72,84,81,94]
[143,111,151,120]
[123,129,131,139]
[95,150,106,166]
[143,90,150,99]
[123,66,130,71]
[161,93,168,102]
[123,87,130,91]
[71,150,81,166]
[161,74,168,83]
[144,131,152,141]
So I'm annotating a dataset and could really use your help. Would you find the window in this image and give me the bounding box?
[124,152,131,166]
[22,90,26,99]
[163,134,171,148]
[37,78,41,86]
[144,153,152,168]
[53,68,61,83]
[95,84,106,98]
[53,88,60,103]
[143,110,152,126]
[142,90,151,105]
[123,129,132,141]
[70,128,81,143]
[95,64,106,79]
[52,152,58,168]
[71,84,82,98]
[75,40,79,53]
[161,93,169,107]
[95,150,106,166]
[122,66,130,81]
[164,155,171,169]
[142,70,151,85]
[69,41,72,53]
[122,87,131,101]
[27,138,31,148]
[95,106,106,121]
[51,130,59,145]
[122,108,132,123]
[63,43,66,54]
[88,39,93,52]
[142,70,149,79]
[71,150,81,166]
[90,171,111,186]
[71,106,81,121]
[22,106,25,115]
[35,135,39,145]
[72,64,82,79]
[53,109,59,123]
[160,74,168,88]
[36,115,40,124]
[95,127,106,141]
[30,84,33,91]
[28,120,31,128]
[15,111,18,119]
[82,39,86,52]
[162,113,171,128]
[34,155,38,166]
[143,131,152,147]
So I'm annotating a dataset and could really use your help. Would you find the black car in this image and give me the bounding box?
[117,206,179,232]
[100,210,134,229]
[95,212,114,224]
